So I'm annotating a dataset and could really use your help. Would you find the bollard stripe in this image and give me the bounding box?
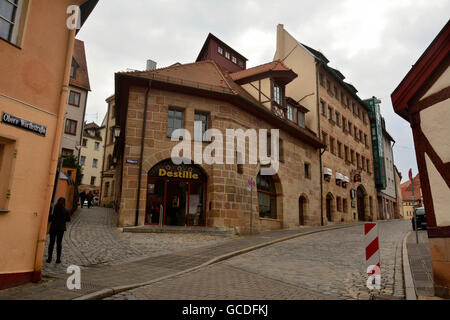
[365,223,380,271]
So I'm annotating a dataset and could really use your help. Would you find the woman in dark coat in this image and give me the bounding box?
[46,198,71,264]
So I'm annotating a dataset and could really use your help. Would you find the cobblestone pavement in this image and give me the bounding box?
[221,220,410,300]
[407,231,434,297]
[107,220,411,300]
[106,264,334,300]
[42,207,232,277]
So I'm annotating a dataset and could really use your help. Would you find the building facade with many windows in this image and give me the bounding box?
[79,122,105,195]
[61,39,91,159]
[274,24,378,224]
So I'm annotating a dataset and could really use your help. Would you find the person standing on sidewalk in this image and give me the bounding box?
[87,191,94,209]
[46,198,71,264]
[79,191,86,208]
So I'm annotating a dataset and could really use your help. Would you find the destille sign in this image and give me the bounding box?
[2,112,47,137]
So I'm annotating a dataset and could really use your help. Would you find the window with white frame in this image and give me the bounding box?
[273,84,283,106]
[298,111,305,128]
[0,0,24,45]
[217,46,223,55]
[287,105,294,122]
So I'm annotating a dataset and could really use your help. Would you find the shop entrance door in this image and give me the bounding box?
[165,181,188,226]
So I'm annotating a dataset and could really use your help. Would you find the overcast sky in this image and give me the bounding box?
[76,0,449,182]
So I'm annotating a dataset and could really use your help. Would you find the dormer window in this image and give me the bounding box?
[225,51,230,59]
[273,84,283,106]
[232,56,237,64]
[298,111,305,128]
[238,60,244,68]
[287,105,294,122]
[218,46,223,55]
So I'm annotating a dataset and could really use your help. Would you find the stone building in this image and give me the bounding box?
[79,122,105,195]
[61,39,91,159]
[112,52,325,232]
[274,24,378,224]
[99,95,119,208]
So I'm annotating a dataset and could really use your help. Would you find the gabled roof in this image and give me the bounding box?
[230,60,297,85]
[115,60,324,149]
[391,20,450,121]
[401,174,422,201]
[70,39,91,91]
[196,33,248,63]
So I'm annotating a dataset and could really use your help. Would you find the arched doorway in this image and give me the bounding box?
[146,159,207,227]
[357,186,366,221]
[326,193,334,222]
[299,196,307,226]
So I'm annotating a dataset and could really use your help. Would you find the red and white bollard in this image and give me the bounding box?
[365,223,381,290]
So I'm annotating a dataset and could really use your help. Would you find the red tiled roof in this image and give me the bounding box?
[70,39,91,91]
[117,60,324,148]
[230,60,295,82]
[401,174,422,201]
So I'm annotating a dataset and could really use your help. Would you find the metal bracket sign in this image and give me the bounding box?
[2,112,47,136]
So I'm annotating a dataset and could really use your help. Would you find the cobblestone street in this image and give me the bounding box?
[42,207,232,277]
[107,220,411,300]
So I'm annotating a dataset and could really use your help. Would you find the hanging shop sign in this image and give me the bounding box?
[352,169,362,183]
[364,97,387,190]
[2,112,47,137]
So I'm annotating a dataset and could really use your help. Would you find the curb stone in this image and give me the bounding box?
[402,231,417,300]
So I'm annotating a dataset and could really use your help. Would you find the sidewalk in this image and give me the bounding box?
[0,220,364,300]
[406,231,435,298]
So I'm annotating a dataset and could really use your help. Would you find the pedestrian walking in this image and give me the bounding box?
[87,191,94,209]
[46,198,71,264]
[79,191,86,208]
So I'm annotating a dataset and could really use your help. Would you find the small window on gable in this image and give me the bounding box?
[225,51,230,59]
[232,56,237,64]
[287,105,295,122]
[273,83,283,106]
[298,111,305,129]
[218,46,223,55]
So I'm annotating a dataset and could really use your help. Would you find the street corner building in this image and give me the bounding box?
[274,24,379,224]
[0,0,98,290]
[391,20,450,298]
[110,34,326,234]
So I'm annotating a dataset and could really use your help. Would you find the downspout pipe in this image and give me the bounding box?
[316,60,325,226]
[135,80,152,226]
[32,27,76,282]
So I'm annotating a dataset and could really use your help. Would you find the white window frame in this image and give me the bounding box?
[217,46,223,55]
[287,105,294,122]
[0,0,24,45]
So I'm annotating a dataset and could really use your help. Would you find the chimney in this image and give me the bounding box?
[146,59,157,71]
[276,24,285,61]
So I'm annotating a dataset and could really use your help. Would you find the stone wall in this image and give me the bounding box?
[117,87,322,233]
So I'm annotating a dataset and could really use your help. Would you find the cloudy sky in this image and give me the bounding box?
[77,0,449,182]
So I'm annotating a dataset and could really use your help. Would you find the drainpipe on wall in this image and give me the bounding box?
[32,27,77,282]
[315,60,325,226]
[135,80,152,226]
